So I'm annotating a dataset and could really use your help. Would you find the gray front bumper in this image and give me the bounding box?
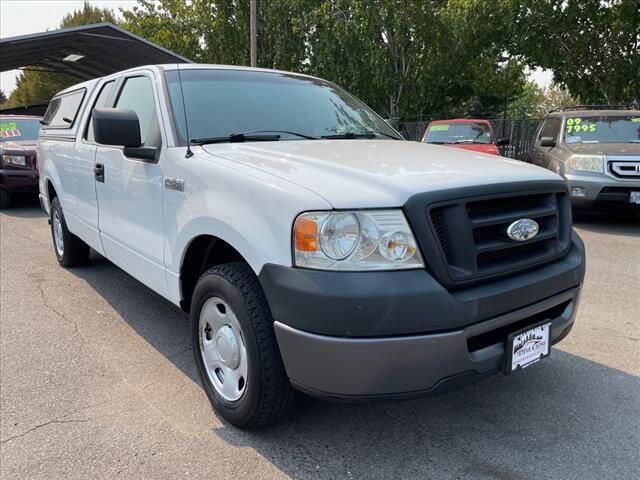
[275,287,581,400]
[565,172,640,207]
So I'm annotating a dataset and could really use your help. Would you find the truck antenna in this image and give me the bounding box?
[176,63,193,158]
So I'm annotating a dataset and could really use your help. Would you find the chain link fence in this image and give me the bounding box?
[399,118,542,161]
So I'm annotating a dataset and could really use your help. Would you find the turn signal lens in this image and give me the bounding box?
[294,216,318,252]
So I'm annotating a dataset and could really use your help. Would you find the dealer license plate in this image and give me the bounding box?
[504,322,551,374]
[630,192,640,205]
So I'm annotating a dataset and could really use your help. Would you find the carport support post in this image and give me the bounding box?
[250,0,257,67]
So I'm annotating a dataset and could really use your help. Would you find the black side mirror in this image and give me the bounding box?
[93,108,157,162]
[496,137,510,146]
[539,136,556,148]
[93,108,141,147]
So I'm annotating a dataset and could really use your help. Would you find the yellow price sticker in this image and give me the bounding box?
[566,118,596,134]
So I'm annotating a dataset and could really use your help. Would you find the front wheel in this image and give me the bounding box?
[50,197,90,267]
[191,262,297,429]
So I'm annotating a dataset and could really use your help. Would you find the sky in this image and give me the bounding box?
[0,0,555,96]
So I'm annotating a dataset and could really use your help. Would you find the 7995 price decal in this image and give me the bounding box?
[566,117,597,134]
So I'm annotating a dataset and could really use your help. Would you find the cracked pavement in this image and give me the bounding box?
[1,201,639,480]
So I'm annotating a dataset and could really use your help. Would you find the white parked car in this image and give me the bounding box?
[38,65,585,429]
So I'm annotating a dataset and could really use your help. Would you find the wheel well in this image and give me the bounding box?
[46,180,57,201]
[180,235,245,312]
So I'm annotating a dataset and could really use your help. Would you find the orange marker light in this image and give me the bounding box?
[294,216,318,252]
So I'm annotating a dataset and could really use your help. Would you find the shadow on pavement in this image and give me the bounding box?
[214,352,639,479]
[0,195,46,219]
[573,210,640,237]
[69,253,639,480]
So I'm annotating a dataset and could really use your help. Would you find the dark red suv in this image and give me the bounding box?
[0,115,41,208]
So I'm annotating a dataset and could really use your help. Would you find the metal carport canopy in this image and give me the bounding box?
[0,22,191,80]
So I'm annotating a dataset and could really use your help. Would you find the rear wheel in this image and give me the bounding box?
[50,197,90,267]
[191,262,297,429]
[0,188,10,209]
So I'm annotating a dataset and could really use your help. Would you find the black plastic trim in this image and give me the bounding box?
[258,232,585,337]
[403,180,570,289]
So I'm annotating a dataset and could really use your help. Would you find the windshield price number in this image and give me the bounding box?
[566,117,597,134]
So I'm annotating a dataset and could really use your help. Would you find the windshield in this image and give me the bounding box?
[0,119,41,142]
[424,122,492,144]
[165,69,400,143]
[564,115,640,144]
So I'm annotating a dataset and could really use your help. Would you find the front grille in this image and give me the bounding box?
[608,159,640,179]
[423,188,571,285]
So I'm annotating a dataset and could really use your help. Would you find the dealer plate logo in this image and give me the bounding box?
[507,218,539,242]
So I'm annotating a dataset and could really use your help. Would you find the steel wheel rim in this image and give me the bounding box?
[52,210,64,257]
[199,297,248,402]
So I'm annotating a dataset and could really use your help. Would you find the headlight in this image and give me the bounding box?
[293,210,424,271]
[1,154,27,167]
[567,155,603,173]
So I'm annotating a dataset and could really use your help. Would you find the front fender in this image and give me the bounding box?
[173,216,267,277]
[161,147,331,305]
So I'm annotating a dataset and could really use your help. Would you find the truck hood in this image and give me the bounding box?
[203,140,561,208]
[567,143,640,156]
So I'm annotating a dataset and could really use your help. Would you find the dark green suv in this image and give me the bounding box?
[528,106,640,210]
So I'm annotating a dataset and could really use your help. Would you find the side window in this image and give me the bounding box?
[42,89,86,128]
[115,76,161,148]
[540,118,561,140]
[86,80,116,143]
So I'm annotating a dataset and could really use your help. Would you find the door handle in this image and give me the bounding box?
[94,163,105,183]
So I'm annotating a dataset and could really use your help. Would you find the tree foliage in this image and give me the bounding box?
[4,0,637,119]
[514,0,639,104]
[3,2,119,108]
[123,0,527,119]
[508,81,580,118]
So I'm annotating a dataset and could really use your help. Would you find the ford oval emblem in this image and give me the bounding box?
[507,218,539,242]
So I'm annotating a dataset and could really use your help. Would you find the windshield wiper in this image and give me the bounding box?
[321,130,399,140]
[239,130,319,140]
[191,133,281,145]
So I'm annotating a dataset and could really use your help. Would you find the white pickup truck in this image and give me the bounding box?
[38,65,585,429]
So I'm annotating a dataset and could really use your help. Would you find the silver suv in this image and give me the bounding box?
[528,106,640,210]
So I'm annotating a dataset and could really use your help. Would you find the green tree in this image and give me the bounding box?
[514,0,639,104]
[122,0,531,120]
[302,0,527,120]
[507,81,580,118]
[122,0,310,68]
[3,2,119,108]
[0,90,6,105]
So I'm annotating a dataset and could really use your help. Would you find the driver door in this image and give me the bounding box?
[94,72,168,297]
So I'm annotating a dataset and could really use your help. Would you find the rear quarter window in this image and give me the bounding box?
[42,88,86,128]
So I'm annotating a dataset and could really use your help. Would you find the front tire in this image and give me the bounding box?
[191,262,297,429]
[50,197,90,267]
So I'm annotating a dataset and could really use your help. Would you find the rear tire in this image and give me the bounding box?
[191,262,297,429]
[50,197,90,267]
[0,188,10,209]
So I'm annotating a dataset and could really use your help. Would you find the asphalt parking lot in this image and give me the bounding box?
[1,200,639,480]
